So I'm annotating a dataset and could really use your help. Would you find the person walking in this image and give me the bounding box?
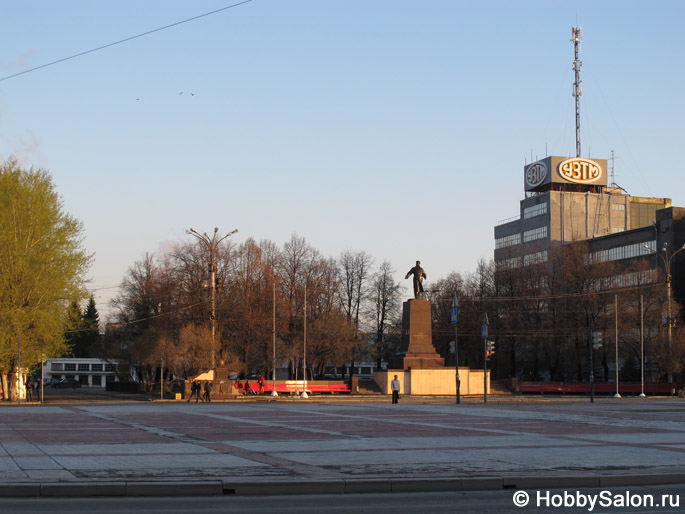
[25,377,33,402]
[258,374,264,394]
[187,380,201,403]
[391,375,401,404]
[203,381,212,402]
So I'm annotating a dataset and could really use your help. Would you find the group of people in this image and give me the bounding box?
[187,380,212,403]
[22,377,41,402]
[237,374,264,395]
[186,375,266,401]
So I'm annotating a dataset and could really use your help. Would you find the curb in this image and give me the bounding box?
[1,473,684,498]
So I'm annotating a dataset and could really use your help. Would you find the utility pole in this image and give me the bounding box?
[187,227,238,370]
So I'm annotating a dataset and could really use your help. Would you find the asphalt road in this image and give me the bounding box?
[1,485,683,514]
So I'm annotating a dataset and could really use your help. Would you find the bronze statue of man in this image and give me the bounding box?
[405,260,427,299]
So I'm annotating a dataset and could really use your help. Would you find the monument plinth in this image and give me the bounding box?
[390,298,444,370]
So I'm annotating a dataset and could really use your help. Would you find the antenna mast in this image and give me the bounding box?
[571,26,583,158]
[609,149,615,186]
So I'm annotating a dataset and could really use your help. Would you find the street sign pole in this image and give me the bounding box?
[482,313,489,404]
[451,293,460,404]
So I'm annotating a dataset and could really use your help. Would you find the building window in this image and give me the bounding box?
[78,364,89,371]
[591,240,655,263]
[496,256,521,271]
[523,202,548,219]
[105,364,115,372]
[523,225,548,243]
[92,375,102,387]
[612,204,626,211]
[523,250,548,266]
[496,233,521,249]
[64,363,76,371]
[50,363,63,371]
[91,364,103,372]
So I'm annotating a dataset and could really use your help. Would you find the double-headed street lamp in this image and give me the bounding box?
[655,242,685,394]
[187,227,238,370]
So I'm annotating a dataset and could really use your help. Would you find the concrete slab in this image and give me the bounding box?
[224,479,345,496]
[1,399,684,497]
[40,481,127,497]
[125,480,223,496]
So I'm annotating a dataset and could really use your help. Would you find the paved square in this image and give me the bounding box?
[1,399,684,482]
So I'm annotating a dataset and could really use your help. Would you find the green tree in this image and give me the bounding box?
[0,159,91,398]
[66,296,101,358]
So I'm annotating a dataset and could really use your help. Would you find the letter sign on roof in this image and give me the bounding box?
[558,158,602,184]
[525,162,547,188]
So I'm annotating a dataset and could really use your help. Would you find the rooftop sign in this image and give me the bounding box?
[524,156,607,192]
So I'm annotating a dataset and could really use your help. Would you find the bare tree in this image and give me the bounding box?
[370,261,402,369]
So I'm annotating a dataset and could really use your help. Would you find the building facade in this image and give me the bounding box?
[43,358,133,388]
[494,156,684,302]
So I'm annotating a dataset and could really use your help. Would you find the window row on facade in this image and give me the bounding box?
[51,362,115,372]
[523,202,548,219]
[495,225,549,249]
[590,240,655,264]
[496,250,549,271]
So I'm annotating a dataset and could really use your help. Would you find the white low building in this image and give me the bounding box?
[43,358,133,388]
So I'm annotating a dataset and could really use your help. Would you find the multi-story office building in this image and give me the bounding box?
[494,156,685,300]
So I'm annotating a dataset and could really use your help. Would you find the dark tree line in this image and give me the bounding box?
[429,243,684,385]
[102,231,683,387]
[104,234,404,383]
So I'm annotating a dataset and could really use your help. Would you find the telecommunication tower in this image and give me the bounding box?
[571,26,583,158]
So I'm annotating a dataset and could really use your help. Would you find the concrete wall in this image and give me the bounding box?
[374,368,490,396]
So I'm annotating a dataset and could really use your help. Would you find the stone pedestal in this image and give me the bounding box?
[390,299,444,370]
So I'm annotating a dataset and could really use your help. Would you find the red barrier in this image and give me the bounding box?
[235,380,351,395]
[517,382,676,395]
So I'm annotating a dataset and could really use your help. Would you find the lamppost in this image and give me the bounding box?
[655,242,685,394]
[187,227,238,370]
[301,283,308,399]
[271,282,278,397]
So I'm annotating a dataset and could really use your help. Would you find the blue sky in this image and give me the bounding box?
[1,1,683,319]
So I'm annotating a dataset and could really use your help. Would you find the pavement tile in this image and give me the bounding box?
[11,457,62,470]
[1,398,684,497]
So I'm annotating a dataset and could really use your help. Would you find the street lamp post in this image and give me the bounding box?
[655,242,685,395]
[301,283,308,399]
[187,227,238,370]
[614,295,621,399]
[271,282,278,397]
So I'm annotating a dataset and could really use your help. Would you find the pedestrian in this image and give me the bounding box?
[25,377,33,402]
[258,374,264,394]
[391,375,401,404]
[203,381,212,402]
[187,380,201,403]
[36,378,41,402]
[244,380,256,395]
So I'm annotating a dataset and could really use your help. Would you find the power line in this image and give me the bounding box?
[0,0,253,83]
